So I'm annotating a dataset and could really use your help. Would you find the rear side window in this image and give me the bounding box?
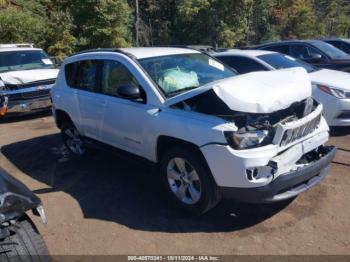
[75,60,101,91]
[101,60,139,97]
[64,60,102,92]
[327,41,341,49]
[218,56,267,74]
[263,45,289,54]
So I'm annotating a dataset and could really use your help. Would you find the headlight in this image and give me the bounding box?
[317,85,348,99]
[224,130,269,150]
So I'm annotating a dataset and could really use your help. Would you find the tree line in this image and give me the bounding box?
[0,0,349,57]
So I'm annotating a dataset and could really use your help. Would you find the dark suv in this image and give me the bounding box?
[254,40,350,72]
[323,39,350,54]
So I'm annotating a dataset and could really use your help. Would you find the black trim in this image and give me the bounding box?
[82,136,156,168]
[221,146,336,203]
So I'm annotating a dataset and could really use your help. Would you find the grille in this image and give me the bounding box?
[8,89,50,101]
[338,111,350,119]
[279,113,322,146]
[5,79,56,90]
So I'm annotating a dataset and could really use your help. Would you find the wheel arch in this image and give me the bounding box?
[54,109,74,129]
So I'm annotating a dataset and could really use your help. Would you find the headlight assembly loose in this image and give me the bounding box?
[224,130,269,150]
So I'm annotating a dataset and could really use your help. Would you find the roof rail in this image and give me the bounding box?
[73,48,121,55]
[0,43,34,48]
[70,48,137,60]
[152,45,216,52]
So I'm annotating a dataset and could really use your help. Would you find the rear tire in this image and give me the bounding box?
[160,147,221,215]
[0,216,50,262]
[61,121,86,156]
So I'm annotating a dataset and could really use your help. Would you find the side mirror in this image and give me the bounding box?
[117,84,141,100]
[49,56,62,68]
[305,54,324,63]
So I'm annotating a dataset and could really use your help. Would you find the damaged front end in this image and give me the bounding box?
[171,68,335,202]
[221,145,336,203]
[172,88,322,150]
[0,167,46,240]
[0,78,53,117]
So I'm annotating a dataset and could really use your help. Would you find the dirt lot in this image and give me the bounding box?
[0,113,349,255]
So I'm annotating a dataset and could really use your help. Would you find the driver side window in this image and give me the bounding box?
[101,60,139,97]
[289,44,326,60]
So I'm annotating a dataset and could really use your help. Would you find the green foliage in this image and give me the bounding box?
[0,6,47,46]
[67,0,132,49]
[0,0,350,56]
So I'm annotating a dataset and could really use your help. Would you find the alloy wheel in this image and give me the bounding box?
[167,157,202,205]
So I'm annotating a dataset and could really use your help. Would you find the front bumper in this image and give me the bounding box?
[221,146,336,203]
[0,95,51,117]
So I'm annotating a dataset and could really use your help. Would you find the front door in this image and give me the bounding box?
[98,59,153,156]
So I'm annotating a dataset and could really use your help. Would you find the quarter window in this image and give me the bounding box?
[101,60,139,97]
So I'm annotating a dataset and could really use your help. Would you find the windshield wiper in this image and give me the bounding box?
[167,86,199,97]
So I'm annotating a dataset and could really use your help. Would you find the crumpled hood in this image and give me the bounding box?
[0,69,59,85]
[310,69,350,91]
[167,67,311,114]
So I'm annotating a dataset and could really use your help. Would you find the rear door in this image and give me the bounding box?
[73,59,106,140]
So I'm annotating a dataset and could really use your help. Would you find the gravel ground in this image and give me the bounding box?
[0,113,349,255]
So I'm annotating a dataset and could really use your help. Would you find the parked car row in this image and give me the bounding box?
[0,39,348,216]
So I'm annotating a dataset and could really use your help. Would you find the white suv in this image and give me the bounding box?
[52,47,336,214]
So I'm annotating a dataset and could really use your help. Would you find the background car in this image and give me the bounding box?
[254,40,350,72]
[323,38,350,54]
[214,49,350,127]
[0,43,59,118]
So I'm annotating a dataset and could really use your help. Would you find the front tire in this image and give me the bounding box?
[160,147,221,215]
[0,216,50,261]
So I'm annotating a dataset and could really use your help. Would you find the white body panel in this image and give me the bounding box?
[0,69,58,85]
[211,68,310,113]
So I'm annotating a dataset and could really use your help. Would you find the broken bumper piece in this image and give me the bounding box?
[221,145,336,203]
[0,95,8,116]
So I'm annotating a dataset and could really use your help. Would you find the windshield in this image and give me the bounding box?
[310,41,348,59]
[139,53,236,97]
[258,53,318,73]
[0,50,55,73]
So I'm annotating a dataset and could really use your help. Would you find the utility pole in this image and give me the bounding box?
[135,0,140,46]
